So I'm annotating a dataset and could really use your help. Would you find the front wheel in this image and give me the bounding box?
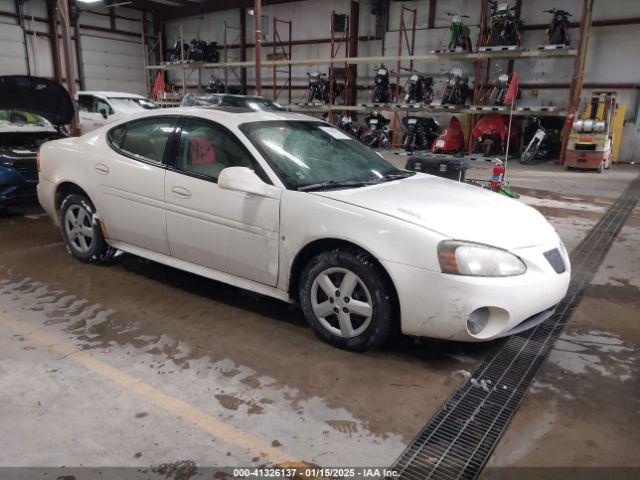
[299,249,396,352]
[60,193,116,264]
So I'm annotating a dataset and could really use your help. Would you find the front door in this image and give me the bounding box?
[164,117,280,286]
[77,95,113,134]
[93,116,177,255]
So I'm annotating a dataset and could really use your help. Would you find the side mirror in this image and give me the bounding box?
[99,108,108,119]
[218,167,280,199]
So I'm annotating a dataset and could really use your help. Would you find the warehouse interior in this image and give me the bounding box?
[1,1,639,479]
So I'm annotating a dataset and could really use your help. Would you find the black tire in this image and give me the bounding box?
[299,248,396,352]
[550,28,564,45]
[59,193,116,264]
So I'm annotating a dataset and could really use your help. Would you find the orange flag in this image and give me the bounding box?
[152,71,165,99]
[504,71,519,106]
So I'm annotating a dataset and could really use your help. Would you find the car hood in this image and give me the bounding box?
[0,75,74,126]
[311,173,559,250]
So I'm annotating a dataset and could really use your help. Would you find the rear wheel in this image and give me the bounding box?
[299,248,395,352]
[60,193,116,264]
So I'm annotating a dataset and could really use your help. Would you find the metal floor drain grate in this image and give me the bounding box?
[391,174,640,480]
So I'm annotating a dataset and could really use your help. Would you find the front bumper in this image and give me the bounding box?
[0,165,38,206]
[384,240,571,342]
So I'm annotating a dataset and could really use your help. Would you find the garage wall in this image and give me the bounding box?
[0,0,147,95]
[162,0,640,110]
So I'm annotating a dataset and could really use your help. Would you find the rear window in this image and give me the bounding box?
[119,118,175,164]
[107,124,127,148]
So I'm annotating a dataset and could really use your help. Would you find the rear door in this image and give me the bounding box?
[95,116,178,255]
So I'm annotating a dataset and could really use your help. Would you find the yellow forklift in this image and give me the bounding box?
[565,91,624,172]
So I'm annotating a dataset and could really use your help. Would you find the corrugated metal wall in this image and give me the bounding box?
[0,0,146,95]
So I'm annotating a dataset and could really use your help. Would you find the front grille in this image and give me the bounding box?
[543,248,565,273]
[13,158,38,181]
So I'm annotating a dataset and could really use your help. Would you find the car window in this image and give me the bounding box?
[95,99,113,116]
[108,124,127,148]
[77,95,93,112]
[119,118,174,164]
[176,118,254,180]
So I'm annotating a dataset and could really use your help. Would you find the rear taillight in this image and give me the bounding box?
[36,150,41,173]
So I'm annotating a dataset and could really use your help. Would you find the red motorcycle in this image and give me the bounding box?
[432,117,464,154]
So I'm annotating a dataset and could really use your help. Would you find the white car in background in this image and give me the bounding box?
[37,107,570,352]
[76,91,159,134]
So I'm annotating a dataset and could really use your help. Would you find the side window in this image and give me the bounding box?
[108,123,127,148]
[94,98,113,116]
[119,118,175,164]
[77,95,93,112]
[176,118,254,180]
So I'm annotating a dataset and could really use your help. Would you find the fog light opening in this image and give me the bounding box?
[467,307,490,335]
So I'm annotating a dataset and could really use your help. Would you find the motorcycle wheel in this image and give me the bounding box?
[208,49,220,63]
[550,28,564,45]
[483,139,493,157]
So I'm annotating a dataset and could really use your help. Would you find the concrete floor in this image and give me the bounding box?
[0,161,638,474]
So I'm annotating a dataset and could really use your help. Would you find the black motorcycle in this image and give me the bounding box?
[206,75,226,93]
[168,40,190,63]
[337,114,362,139]
[485,1,522,46]
[405,71,434,104]
[362,112,391,148]
[520,118,562,164]
[402,116,440,152]
[545,8,572,45]
[440,68,471,105]
[189,39,220,63]
[306,72,337,104]
[371,64,394,103]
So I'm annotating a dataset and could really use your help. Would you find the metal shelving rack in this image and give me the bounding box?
[144,0,593,153]
[271,17,293,104]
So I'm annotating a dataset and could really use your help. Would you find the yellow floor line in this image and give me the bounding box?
[1,310,293,464]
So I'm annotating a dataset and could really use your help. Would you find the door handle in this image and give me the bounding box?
[94,163,109,175]
[171,186,192,199]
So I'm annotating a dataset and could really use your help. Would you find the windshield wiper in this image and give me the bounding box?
[297,172,415,192]
[378,171,416,181]
[297,180,373,192]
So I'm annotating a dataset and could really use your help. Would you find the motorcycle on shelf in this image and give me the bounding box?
[470,114,510,157]
[168,40,190,63]
[337,113,362,140]
[306,71,338,104]
[544,8,572,46]
[432,117,464,154]
[404,70,434,105]
[187,39,220,63]
[520,118,562,164]
[484,1,522,47]
[446,12,473,51]
[402,116,440,153]
[489,72,512,106]
[440,68,471,106]
[371,64,394,103]
[206,75,226,93]
[362,111,392,149]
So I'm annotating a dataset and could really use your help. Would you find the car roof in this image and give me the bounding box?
[77,91,146,99]
[114,107,319,129]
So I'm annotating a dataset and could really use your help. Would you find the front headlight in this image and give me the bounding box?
[438,240,527,277]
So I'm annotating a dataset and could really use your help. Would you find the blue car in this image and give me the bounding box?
[0,75,73,207]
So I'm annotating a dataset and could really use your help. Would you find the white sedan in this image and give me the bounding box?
[37,108,570,351]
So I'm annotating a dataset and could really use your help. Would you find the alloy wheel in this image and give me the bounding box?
[310,267,373,338]
[64,205,94,254]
